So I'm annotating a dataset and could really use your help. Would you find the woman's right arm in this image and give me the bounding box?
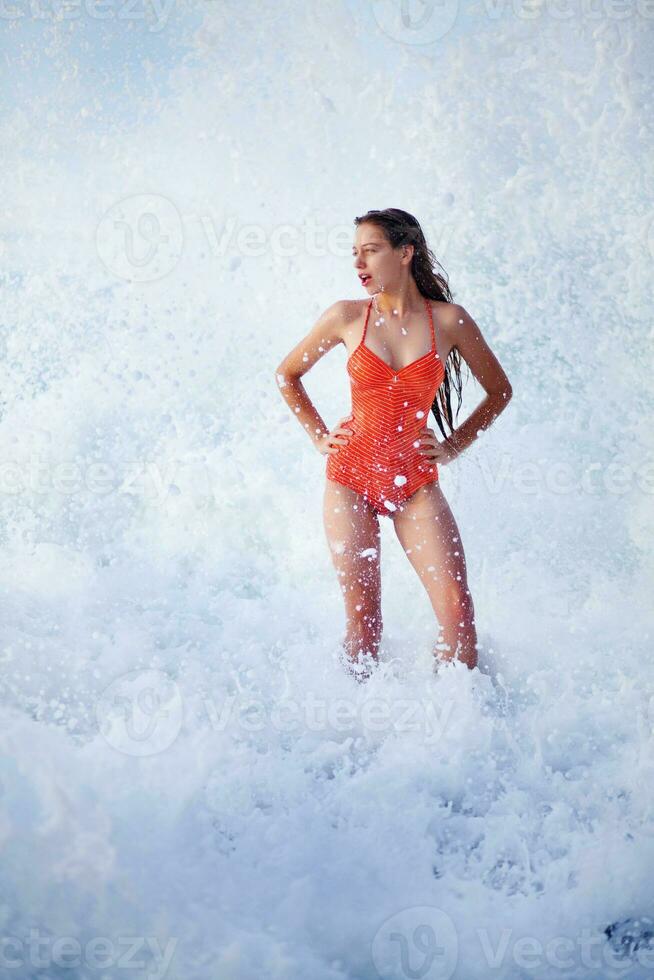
[274,300,350,452]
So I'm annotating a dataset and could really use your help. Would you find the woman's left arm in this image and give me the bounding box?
[420,304,513,464]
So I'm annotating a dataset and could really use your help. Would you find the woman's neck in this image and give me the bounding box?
[372,285,424,321]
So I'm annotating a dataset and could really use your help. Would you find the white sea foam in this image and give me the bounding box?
[0,3,652,977]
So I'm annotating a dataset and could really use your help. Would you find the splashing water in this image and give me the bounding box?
[0,2,652,977]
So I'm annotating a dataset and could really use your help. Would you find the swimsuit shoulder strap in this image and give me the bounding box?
[361,299,373,344]
[425,298,436,352]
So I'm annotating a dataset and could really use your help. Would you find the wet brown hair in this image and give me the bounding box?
[354,207,466,443]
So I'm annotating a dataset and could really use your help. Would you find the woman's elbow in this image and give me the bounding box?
[274,365,298,390]
[489,384,513,407]
[497,375,513,402]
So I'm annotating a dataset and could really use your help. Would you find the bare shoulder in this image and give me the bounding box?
[429,300,464,362]
[274,298,367,380]
[308,298,368,353]
[432,301,482,354]
[324,298,367,337]
[432,301,513,398]
[336,297,369,343]
[433,300,467,333]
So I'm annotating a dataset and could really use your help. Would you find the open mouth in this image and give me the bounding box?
[359,274,372,286]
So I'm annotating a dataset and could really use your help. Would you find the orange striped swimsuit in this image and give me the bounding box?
[326,297,446,516]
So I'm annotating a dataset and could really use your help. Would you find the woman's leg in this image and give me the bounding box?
[323,478,383,678]
[392,481,478,670]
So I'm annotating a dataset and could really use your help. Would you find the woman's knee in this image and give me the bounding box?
[330,539,380,591]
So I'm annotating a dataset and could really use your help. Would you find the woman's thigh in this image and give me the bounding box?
[391,481,473,617]
[323,478,382,620]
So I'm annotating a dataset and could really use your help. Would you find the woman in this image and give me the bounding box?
[275,208,513,681]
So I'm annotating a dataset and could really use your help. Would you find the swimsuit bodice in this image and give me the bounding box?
[346,297,444,443]
[326,297,446,515]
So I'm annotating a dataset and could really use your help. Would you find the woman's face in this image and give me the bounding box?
[351,222,409,295]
